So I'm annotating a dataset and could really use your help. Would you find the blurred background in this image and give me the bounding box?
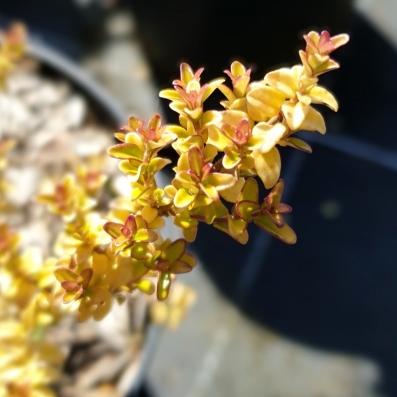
[1,0,397,396]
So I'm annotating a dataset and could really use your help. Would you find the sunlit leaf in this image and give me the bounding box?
[254,215,297,244]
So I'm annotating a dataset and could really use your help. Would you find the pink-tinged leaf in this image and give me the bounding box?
[201,163,212,181]
[174,188,197,209]
[103,222,124,239]
[61,280,80,292]
[268,179,285,204]
[236,200,261,222]
[108,143,143,160]
[266,211,285,228]
[156,259,170,272]
[80,268,93,290]
[221,123,237,141]
[157,272,172,301]
[253,147,281,189]
[188,146,204,176]
[124,214,137,235]
[273,202,292,213]
[170,260,193,274]
[205,173,236,191]
[162,239,187,263]
[114,132,126,142]
[180,63,195,84]
[62,290,80,304]
[254,216,297,244]
[284,137,312,153]
[147,114,162,132]
[54,267,78,283]
[237,177,258,203]
[128,116,144,130]
[230,61,247,77]
[134,279,155,295]
[330,33,349,50]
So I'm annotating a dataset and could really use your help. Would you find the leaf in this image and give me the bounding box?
[254,215,297,244]
[253,147,281,189]
[202,78,225,102]
[141,205,159,224]
[170,260,193,274]
[183,226,198,242]
[308,86,338,111]
[236,200,261,222]
[227,214,247,238]
[162,239,187,263]
[219,177,245,203]
[251,122,287,153]
[284,137,312,153]
[54,267,78,283]
[214,221,249,244]
[148,157,172,175]
[207,124,232,151]
[281,102,310,131]
[246,84,285,121]
[159,89,182,101]
[174,188,197,209]
[134,279,155,295]
[157,272,172,301]
[237,177,258,203]
[222,150,241,169]
[131,242,150,260]
[299,106,326,134]
[147,114,162,132]
[130,259,150,282]
[264,68,298,98]
[205,173,236,191]
[188,146,204,176]
[108,143,143,160]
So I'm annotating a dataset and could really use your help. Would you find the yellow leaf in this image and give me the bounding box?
[253,147,281,189]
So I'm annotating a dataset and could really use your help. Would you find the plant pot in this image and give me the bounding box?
[192,14,397,395]
[1,35,161,397]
